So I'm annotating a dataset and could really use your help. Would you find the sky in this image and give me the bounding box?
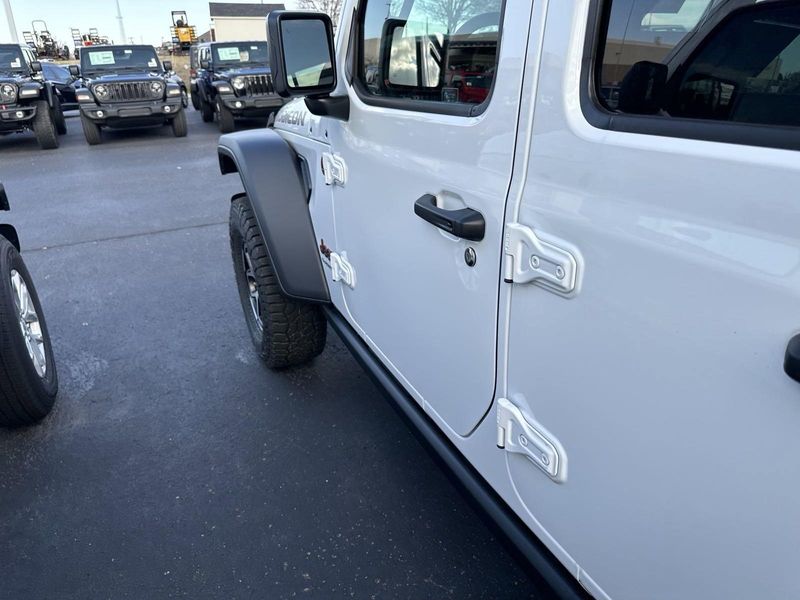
[1,0,297,48]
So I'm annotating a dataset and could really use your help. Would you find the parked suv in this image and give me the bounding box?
[194,41,283,133]
[220,2,800,599]
[0,44,66,149]
[70,45,187,145]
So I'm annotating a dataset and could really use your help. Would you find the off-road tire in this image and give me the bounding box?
[171,109,188,137]
[32,100,59,149]
[53,97,67,135]
[200,97,214,122]
[0,237,58,427]
[190,90,201,111]
[229,196,326,369]
[217,100,235,134]
[80,113,102,145]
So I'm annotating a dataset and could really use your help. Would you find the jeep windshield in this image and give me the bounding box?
[0,47,28,76]
[81,47,162,76]
[213,43,269,67]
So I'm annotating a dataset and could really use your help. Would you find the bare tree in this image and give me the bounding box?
[297,0,344,32]
[416,0,500,34]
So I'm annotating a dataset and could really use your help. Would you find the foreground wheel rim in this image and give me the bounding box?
[241,247,263,331]
[11,270,47,378]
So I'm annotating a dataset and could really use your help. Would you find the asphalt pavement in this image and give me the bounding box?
[0,110,534,599]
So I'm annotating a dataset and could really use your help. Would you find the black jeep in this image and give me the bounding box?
[0,44,66,150]
[70,45,188,145]
[193,41,283,133]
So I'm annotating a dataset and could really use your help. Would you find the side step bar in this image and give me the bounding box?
[323,307,592,600]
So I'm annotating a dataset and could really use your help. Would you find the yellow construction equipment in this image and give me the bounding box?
[170,11,196,54]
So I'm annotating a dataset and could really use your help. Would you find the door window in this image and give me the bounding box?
[597,0,800,128]
[359,0,503,106]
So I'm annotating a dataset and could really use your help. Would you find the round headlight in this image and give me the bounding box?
[93,84,108,99]
[0,84,16,101]
[150,81,164,96]
[232,77,245,91]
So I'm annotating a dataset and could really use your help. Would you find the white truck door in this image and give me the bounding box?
[328,0,532,435]
[502,1,800,599]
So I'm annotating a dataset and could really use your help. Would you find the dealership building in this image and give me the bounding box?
[205,2,286,42]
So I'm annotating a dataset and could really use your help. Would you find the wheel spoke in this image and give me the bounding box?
[9,269,47,377]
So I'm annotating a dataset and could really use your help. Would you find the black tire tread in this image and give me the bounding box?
[80,113,102,145]
[200,97,214,122]
[171,109,188,137]
[229,196,326,369]
[217,101,235,134]
[32,100,58,149]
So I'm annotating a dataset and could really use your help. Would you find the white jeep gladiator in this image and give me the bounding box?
[219,1,800,598]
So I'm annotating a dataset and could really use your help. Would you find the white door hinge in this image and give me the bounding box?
[503,223,578,295]
[322,153,347,186]
[497,398,566,483]
[329,251,356,289]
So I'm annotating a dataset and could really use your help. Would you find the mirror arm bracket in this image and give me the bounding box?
[304,95,350,121]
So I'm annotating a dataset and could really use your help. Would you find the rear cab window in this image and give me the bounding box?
[588,0,800,149]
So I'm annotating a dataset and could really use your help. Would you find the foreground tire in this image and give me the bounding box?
[217,100,235,134]
[200,97,214,123]
[171,109,188,137]
[80,113,102,145]
[53,97,67,135]
[0,237,58,427]
[229,196,326,368]
[32,100,59,149]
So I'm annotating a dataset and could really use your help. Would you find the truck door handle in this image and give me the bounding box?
[414,194,485,242]
[785,334,800,383]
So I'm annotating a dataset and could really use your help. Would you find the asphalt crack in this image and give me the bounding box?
[24,220,228,253]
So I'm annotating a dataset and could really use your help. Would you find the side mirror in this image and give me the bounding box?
[69,64,80,77]
[163,60,172,71]
[30,61,42,73]
[617,61,668,114]
[200,59,209,70]
[379,19,408,90]
[267,11,336,98]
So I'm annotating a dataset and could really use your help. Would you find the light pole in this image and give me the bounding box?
[2,0,19,44]
[115,0,127,45]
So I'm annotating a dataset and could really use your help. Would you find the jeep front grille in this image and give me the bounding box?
[241,75,274,96]
[104,82,155,102]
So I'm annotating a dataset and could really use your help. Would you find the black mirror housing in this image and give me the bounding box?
[267,10,337,98]
[618,61,668,115]
[30,61,42,73]
[163,60,172,71]
[69,64,80,77]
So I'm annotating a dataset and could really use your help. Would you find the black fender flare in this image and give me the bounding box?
[0,225,21,251]
[43,82,56,109]
[218,129,330,304]
[199,79,213,104]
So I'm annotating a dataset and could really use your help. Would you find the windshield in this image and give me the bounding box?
[81,47,161,75]
[213,43,268,67]
[42,63,70,83]
[0,46,28,76]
